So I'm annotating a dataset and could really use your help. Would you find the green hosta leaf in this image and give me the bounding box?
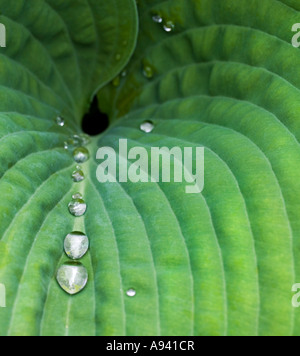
[1,0,299,337]
[97,0,300,336]
[0,0,138,336]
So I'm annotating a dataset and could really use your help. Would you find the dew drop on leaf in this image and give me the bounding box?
[78,133,91,146]
[64,135,81,151]
[56,262,88,295]
[152,12,163,23]
[64,231,89,260]
[163,20,175,32]
[140,120,154,133]
[126,289,136,297]
[112,76,121,87]
[143,64,154,79]
[72,166,85,183]
[121,69,127,78]
[72,192,83,200]
[56,116,65,127]
[73,147,90,163]
[68,196,87,217]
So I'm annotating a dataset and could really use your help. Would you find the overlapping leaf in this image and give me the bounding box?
[0,0,138,336]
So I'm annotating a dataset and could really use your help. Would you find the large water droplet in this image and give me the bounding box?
[140,120,154,133]
[73,147,90,163]
[56,262,88,295]
[56,116,65,127]
[126,289,136,297]
[163,20,175,32]
[68,196,87,217]
[72,166,85,183]
[64,231,89,260]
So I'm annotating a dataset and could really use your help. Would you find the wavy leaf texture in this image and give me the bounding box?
[98,0,300,336]
[0,0,299,337]
[0,0,139,336]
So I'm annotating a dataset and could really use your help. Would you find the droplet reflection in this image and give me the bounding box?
[64,231,89,260]
[140,120,154,133]
[56,262,88,295]
[73,147,90,163]
[126,289,136,297]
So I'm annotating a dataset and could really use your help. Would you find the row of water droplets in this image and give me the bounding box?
[55,116,91,295]
[54,116,154,297]
[57,9,164,296]
[112,11,175,87]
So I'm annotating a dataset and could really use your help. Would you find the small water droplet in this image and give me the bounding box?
[121,69,127,77]
[152,13,163,23]
[56,116,65,127]
[78,134,91,146]
[56,262,88,295]
[64,135,81,151]
[112,76,121,87]
[126,289,136,297]
[72,166,85,183]
[73,147,90,163]
[72,192,83,200]
[143,64,154,79]
[64,231,89,260]
[140,120,154,133]
[68,196,87,217]
[163,20,175,33]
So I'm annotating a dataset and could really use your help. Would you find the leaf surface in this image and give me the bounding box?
[0,0,138,336]
[98,0,300,336]
[0,0,299,337]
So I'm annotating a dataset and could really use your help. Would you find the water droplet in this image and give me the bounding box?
[140,120,154,133]
[112,76,121,87]
[68,196,87,217]
[143,64,154,79]
[152,13,163,23]
[64,231,89,260]
[72,166,85,183]
[73,147,90,163]
[56,262,88,295]
[121,69,127,78]
[64,135,81,151]
[78,134,91,146]
[126,289,136,297]
[56,116,65,127]
[72,192,83,200]
[163,20,175,33]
